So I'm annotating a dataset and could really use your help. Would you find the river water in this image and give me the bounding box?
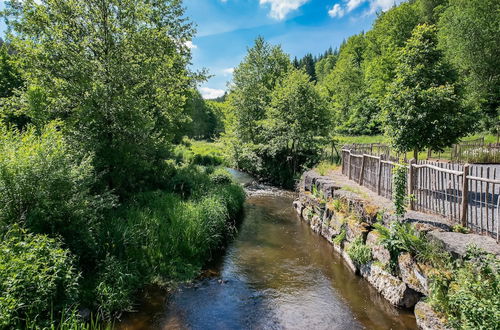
[118,169,417,329]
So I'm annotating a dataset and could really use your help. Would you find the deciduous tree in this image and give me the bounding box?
[383,24,472,159]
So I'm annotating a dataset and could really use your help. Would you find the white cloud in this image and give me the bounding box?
[184,41,197,49]
[367,0,402,14]
[259,0,310,20]
[222,67,235,76]
[200,87,225,99]
[328,4,345,18]
[346,0,364,12]
[328,0,404,19]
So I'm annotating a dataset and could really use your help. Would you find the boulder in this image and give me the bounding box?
[414,301,450,330]
[398,253,430,295]
[360,263,420,308]
[366,231,391,266]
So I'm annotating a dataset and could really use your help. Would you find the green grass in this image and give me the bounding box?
[173,138,226,166]
[92,166,245,317]
[315,160,340,176]
[336,133,498,161]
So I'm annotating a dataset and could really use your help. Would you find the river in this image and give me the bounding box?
[117,169,417,329]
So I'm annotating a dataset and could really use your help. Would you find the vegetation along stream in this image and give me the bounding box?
[118,170,417,329]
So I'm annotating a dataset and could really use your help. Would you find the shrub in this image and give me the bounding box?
[210,168,233,185]
[0,226,79,328]
[373,221,433,271]
[347,236,372,265]
[0,122,115,266]
[429,246,500,329]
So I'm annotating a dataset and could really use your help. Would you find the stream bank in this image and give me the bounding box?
[117,169,417,329]
[294,170,500,330]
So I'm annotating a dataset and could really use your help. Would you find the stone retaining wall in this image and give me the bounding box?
[293,170,461,329]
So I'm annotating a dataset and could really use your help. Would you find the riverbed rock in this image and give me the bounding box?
[360,263,420,308]
[427,230,500,258]
[414,301,451,330]
[398,253,429,295]
[366,231,391,266]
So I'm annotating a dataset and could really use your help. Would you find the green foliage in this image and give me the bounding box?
[183,90,224,141]
[94,170,245,315]
[333,228,346,245]
[392,163,408,218]
[172,140,225,167]
[225,42,329,187]
[229,37,290,143]
[321,33,381,135]
[373,221,432,272]
[364,2,421,102]
[438,0,500,132]
[315,161,338,176]
[3,0,196,196]
[451,224,470,234]
[347,237,372,265]
[383,24,473,155]
[209,168,234,185]
[0,44,22,99]
[429,246,500,329]
[0,122,115,266]
[0,226,79,328]
[258,68,329,186]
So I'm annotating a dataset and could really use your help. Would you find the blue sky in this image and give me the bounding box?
[0,0,405,98]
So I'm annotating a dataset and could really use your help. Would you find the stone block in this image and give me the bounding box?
[414,301,450,330]
[321,224,336,244]
[398,253,430,295]
[346,221,370,242]
[427,230,500,259]
[310,215,322,233]
[360,263,420,308]
[366,231,391,266]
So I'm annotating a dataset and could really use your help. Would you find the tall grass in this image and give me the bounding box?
[91,166,245,316]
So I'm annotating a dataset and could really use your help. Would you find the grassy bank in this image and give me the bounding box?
[0,127,245,328]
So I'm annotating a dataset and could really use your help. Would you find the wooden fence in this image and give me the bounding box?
[342,149,499,240]
[452,142,500,163]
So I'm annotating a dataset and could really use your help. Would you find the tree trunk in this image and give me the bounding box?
[413,149,419,162]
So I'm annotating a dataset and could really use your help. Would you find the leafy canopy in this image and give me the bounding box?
[383,24,472,155]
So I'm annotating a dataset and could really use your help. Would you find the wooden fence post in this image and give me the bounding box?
[461,164,470,227]
[341,150,345,174]
[359,155,366,185]
[377,156,383,195]
[408,159,416,210]
[348,151,352,180]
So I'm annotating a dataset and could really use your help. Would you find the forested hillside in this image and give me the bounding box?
[209,0,499,187]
